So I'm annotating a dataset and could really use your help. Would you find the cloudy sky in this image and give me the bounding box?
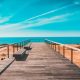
[0,0,80,37]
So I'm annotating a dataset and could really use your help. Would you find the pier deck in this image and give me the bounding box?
[0,43,80,80]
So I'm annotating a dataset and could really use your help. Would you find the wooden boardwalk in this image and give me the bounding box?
[0,43,80,80]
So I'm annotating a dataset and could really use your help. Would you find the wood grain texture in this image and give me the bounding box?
[0,43,80,80]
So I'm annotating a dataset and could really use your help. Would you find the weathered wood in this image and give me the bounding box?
[13,49,26,57]
[63,46,65,58]
[24,43,32,50]
[7,45,9,58]
[0,58,15,74]
[45,39,80,51]
[0,43,80,80]
[71,49,74,63]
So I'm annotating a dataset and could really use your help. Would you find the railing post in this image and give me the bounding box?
[45,39,80,65]
[52,43,54,50]
[58,44,60,53]
[51,42,53,48]
[56,44,58,52]
[52,43,54,49]
[63,46,65,57]
[55,44,56,51]
[13,44,15,54]
[7,45,9,58]
[71,49,74,63]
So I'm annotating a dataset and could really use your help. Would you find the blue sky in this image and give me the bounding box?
[0,0,80,37]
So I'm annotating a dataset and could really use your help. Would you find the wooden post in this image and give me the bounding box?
[58,44,60,53]
[71,49,74,63]
[13,44,15,54]
[52,44,54,50]
[56,44,58,52]
[51,43,53,48]
[63,46,65,57]
[51,43,52,48]
[7,45,9,58]
[50,43,52,48]
[55,44,56,51]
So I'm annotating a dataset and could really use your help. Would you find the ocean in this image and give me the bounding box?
[0,37,80,44]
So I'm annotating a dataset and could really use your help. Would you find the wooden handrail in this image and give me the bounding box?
[45,39,80,51]
[12,40,31,54]
[0,39,31,59]
[45,39,80,63]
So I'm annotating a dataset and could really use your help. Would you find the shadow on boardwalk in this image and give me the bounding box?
[15,54,29,61]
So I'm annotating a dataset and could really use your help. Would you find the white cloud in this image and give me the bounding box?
[0,3,75,30]
[0,2,79,37]
[0,30,80,37]
[21,3,73,23]
[0,16,12,23]
[0,13,73,31]
[16,13,71,29]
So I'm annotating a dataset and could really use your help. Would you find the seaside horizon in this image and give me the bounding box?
[0,37,80,44]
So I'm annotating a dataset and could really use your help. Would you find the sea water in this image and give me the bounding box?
[0,37,80,44]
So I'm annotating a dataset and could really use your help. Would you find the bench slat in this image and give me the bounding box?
[13,49,26,57]
[24,43,32,50]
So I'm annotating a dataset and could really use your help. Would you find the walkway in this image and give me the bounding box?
[0,43,80,80]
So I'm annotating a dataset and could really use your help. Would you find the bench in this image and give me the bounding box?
[13,49,26,60]
[0,58,15,74]
[13,43,32,59]
[24,43,32,50]
[13,49,26,57]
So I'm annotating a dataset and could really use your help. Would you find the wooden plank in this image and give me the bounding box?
[0,43,80,80]
[0,58,15,74]
[13,49,26,56]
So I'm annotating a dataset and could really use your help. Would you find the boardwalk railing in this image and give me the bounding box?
[0,40,30,60]
[12,40,31,54]
[45,39,80,64]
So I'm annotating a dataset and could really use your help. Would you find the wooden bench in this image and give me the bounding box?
[24,43,32,50]
[13,49,26,59]
[0,58,15,74]
[13,43,32,59]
